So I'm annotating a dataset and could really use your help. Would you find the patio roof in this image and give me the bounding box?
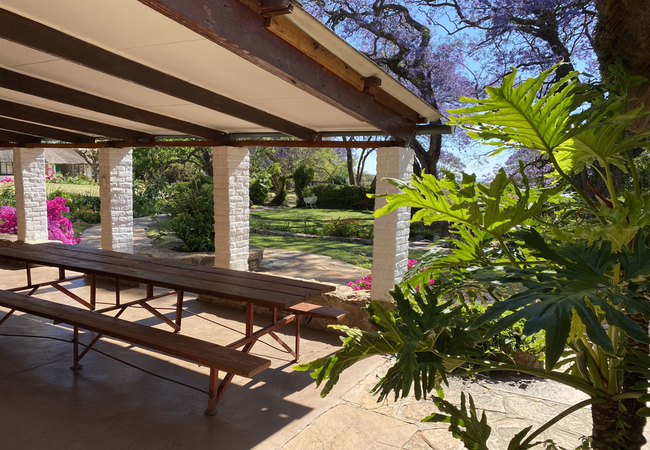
[0,0,442,148]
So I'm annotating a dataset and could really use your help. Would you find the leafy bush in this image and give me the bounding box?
[165,176,215,252]
[133,179,168,218]
[293,164,315,208]
[48,190,101,224]
[47,174,96,185]
[250,176,270,205]
[322,217,372,238]
[0,181,15,207]
[311,184,374,209]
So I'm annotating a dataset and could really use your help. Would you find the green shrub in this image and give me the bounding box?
[250,176,270,205]
[133,179,168,218]
[165,176,214,252]
[0,183,15,207]
[322,217,372,239]
[48,190,100,223]
[293,164,315,208]
[311,184,374,209]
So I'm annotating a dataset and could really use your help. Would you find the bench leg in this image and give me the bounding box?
[205,369,220,416]
[70,326,83,370]
[295,315,301,362]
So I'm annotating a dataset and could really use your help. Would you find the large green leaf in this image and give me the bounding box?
[470,229,650,370]
[295,285,478,400]
[448,64,584,153]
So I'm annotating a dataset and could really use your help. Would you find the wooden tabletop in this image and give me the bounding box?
[0,243,336,309]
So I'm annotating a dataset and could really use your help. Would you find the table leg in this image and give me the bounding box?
[115,278,120,306]
[70,326,83,370]
[89,275,96,309]
[59,268,66,281]
[146,284,154,298]
[175,290,184,330]
[25,262,32,287]
[245,303,254,337]
[295,315,301,362]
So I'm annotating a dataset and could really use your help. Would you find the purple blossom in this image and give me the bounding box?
[0,196,79,245]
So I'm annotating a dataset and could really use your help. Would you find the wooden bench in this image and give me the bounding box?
[0,289,271,415]
[282,302,347,361]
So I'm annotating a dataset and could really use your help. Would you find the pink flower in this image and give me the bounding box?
[0,177,13,183]
[347,260,435,291]
[0,196,79,245]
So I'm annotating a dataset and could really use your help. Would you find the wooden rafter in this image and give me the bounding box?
[0,117,94,143]
[0,129,41,144]
[0,8,318,140]
[137,0,419,142]
[0,68,227,140]
[0,100,153,141]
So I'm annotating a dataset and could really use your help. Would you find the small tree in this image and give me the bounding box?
[293,163,315,207]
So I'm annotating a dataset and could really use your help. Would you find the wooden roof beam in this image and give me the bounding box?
[0,100,154,141]
[0,68,227,140]
[0,117,94,143]
[137,0,419,142]
[0,129,41,144]
[0,8,317,140]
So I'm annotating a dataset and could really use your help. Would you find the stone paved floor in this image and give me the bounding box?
[2,224,649,448]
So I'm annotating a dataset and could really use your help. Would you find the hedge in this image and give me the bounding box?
[311,184,375,209]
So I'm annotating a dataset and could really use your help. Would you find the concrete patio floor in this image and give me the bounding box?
[1,263,649,449]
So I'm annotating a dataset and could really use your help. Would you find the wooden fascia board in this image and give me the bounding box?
[0,117,94,143]
[266,16,424,124]
[0,68,227,140]
[137,0,419,142]
[0,8,317,140]
[0,100,153,141]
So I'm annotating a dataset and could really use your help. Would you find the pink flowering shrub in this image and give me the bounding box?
[45,166,56,180]
[347,259,434,291]
[0,177,13,183]
[0,196,79,245]
[0,205,17,234]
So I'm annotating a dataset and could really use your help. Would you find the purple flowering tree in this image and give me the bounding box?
[304,0,598,176]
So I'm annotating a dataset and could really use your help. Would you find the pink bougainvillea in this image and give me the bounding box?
[0,196,79,245]
[347,259,434,291]
[0,206,17,234]
[0,177,14,183]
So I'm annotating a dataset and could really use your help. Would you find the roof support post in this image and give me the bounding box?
[370,146,413,300]
[13,148,48,242]
[99,148,133,254]
[213,146,249,271]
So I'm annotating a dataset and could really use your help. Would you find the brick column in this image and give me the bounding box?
[13,148,48,242]
[371,146,414,300]
[99,147,133,253]
[213,146,249,271]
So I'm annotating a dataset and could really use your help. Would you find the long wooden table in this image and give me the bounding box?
[0,242,337,361]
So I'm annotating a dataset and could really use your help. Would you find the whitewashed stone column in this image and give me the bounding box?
[13,148,48,242]
[99,147,133,253]
[371,146,414,300]
[212,146,249,271]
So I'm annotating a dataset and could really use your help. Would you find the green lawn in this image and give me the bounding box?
[72,222,94,238]
[250,207,374,235]
[250,233,425,269]
[46,183,99,197]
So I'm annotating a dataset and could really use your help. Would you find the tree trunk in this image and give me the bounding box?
[591,399,621,449]
[346,149,356,185]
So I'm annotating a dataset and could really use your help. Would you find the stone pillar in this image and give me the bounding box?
[13,148,48,242]
[212,146,249,271]
[99,147,133,253]
[371,146,414,300]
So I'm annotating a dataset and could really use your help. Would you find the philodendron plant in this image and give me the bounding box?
[296,64,650,449]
